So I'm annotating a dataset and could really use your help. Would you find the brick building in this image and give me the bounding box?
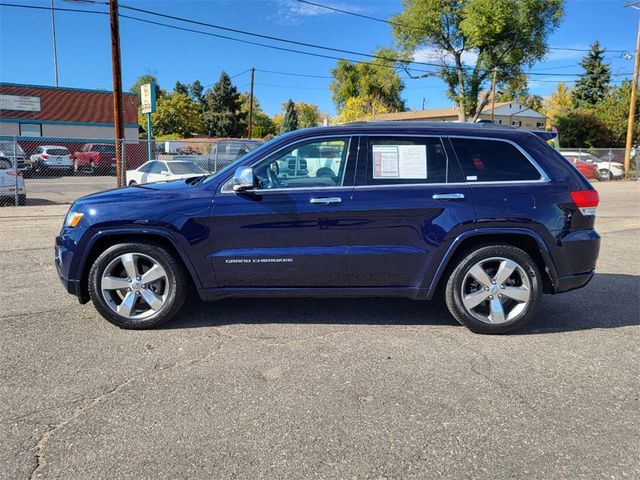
[0,83,139,139]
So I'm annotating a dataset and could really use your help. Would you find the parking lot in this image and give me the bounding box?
[1,181,638,479]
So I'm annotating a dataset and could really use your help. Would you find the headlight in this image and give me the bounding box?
[65,211,84,228]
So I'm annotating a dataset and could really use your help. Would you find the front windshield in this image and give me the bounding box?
[202,137,278,184]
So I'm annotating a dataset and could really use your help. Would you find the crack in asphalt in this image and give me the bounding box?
[28,334,228,480]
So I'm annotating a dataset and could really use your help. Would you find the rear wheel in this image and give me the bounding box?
[445,245,542,334]
[88,243,188,329]
[598,169,612,181]
[18,194,26,206]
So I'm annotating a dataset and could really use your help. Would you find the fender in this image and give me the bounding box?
[72,226,204,291]
[424,227,559,299]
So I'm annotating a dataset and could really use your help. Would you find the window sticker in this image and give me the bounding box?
[372,145,399,178]
[372,144,427,179]
[398,145,427,179]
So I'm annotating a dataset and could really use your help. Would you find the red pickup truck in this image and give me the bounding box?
[73,143,116,175]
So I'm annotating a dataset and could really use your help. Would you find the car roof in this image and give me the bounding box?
[287,121,546,140]
[40,145,69,149]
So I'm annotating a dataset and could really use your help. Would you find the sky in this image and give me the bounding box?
[0,0,638,117]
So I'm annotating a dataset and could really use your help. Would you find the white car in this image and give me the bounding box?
[560,151,625,181]
[0,157,26,205]
[126,160,207,185]
[29,145,74,175]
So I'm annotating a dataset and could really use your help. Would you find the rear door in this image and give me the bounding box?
[347,135,475,288]
[210,136,357,287]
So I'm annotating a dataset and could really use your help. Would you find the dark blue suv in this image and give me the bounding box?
[55,123,600,334]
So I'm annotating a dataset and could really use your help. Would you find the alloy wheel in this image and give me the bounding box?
[100,252,169,320]
[460,257,531,324]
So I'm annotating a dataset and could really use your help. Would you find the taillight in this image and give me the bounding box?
[570,190,599,216]
[41,154,48,159]
[6,170,23,177]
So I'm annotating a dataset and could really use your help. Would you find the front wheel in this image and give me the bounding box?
[88,243,188,329]
[445,245,542,334]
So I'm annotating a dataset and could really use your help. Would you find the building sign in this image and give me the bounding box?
[140,83,156,114]
[0,94,41,112]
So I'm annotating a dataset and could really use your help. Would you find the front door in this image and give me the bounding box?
[347,135,475,288]
[210,136,357,288]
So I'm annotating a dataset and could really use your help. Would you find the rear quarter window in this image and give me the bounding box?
[451,138,542,182]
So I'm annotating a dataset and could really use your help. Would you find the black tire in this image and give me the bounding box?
[88,242,189,329]
[598,169,613,181]
[18,194,26,206]
[445,245,542,334]
[128,180,137,185]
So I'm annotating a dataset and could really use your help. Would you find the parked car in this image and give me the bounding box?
[173,139,264,173]
[29,145,74,175]
[0,157,26,205]
[559,152,599,180]
[126,160,207,185]
[0,141,27,169]
[73,143,116,174]
[56,122,600,334]
[560,151,624,181]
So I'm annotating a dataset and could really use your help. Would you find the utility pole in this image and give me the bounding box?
[109,0,125,187]
[248,67,255,139]
[50,0,59,86]
[489,68,498,122]
[624,14,640,177]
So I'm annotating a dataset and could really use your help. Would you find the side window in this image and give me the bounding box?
[138,162,154,173]
[451,138,542,182]
[35,147,43,154]
[361,136,450,185]
[149,162,166,174]
[253,137,351,190]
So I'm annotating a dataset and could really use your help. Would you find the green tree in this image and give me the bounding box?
[295,102,322,128]
[151,93,204,138]
[239,93,277,138]
[391,0,563,121]
[202,72,245,137]
[330,52,405,115]
[190,80,204,103]
[335,95,392,123]
[555,110,610,148]
[174,81,190,96]
[543,82,573,124]
[130,74,163,98]
[595,81,640,146]
[572,41,611,108]
[280,99,298,134]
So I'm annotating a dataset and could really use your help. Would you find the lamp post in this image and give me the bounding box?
[624,2,640,177]
[50,0,59,86]
[63,0,125,186]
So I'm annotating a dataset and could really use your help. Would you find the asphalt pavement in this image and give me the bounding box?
[1,181,638,479]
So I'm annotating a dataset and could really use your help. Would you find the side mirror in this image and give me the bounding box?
[160,170,170,175]
[232,166,255,192]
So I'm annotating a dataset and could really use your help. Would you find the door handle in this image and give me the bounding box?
[310,197,342,205]
[432,193,465,200]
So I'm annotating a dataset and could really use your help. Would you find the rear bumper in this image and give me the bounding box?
[555,270,595,293]
[551,229,600,293]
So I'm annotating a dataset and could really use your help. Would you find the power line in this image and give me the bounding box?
[295,0,634,54]
[256,69,333,79]
[0,2,631,80]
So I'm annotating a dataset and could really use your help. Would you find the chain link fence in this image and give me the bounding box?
[1,136,638,207]
[0,136,263,206]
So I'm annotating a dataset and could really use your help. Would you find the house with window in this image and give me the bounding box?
[374,102,547,130]
[0,83,139,139]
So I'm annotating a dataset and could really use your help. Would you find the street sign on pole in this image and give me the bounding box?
[140,83,156,114]
[140,83,156,162]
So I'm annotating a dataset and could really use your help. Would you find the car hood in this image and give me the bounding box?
[74,178,204,205]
